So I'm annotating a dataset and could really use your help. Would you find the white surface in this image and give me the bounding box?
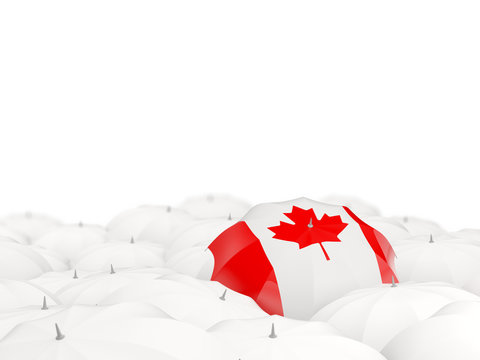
[311,281,479,350]
[1,1,480,231]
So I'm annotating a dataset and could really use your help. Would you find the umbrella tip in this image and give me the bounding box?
[78,221,83,227]
[73,269,78,279]
[219,289,227,301]
[25,211,33,219]
[403,216,408,223]
[307,218,313,228]
[110,264,115,274]
[429,234,434,243]
[55,323,65,340]
[391,275,397,287]
[269,323,277,338]
[206,194,214,202]
[130,236,135,244]
[41,296,48,310]
[228,213,232,221]
[166,205,172,212]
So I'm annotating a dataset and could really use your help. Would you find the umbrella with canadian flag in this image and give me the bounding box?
[207,197,398,319]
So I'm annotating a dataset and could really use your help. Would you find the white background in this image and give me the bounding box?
[0,1,479,230]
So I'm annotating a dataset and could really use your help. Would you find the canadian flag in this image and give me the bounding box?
[207,198,397,319]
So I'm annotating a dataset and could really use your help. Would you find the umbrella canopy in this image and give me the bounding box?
[382,300,480,360]
[179,193,251,219]
[35,224,107,263]
[106,205,195,247]
[393,235,480,292]
[73,242,165,272]
[362,216,411,244]
[0,303,226,360]
[99,275,268,329]
[166,246,214,280]
[392,216,445,236]
[30,269,95,294]
[0,279,59,311]
[57,267,173,305]
[0,296,65,339]
[0,212,61,243]
[209,315,386,360]
[167,216,237,259]
[0,242,52,280]
[30,246,70,271]
[311,281,479,350]
[0,224,28,244]
[207,197,398,319]
[321,195,381,216]
[448,228,480,243]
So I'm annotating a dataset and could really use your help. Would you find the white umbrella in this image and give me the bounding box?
[0,296,64,339]
[107,205,195,247]
[209,315,386,360]
[57,267,173,305]
[30,245,70,271]
[0,212,61,243]
[0,224,28,244]
[393,235,480,292]
[0,235,20,244]
[0,242,52,280]
[179,193,251,219]
[167,216,237,259]
[100,276,268,329]
[35,224,107,263]
[0,279,59,311]
[73,242,165,272]
[392,216,445,236]
[0,303,226,360]
[382,300,480,359]
[321,195,381,216]
[311,281,479,350]
[166,246,214,280]
[30,269,95,294]
[448,228,480,243]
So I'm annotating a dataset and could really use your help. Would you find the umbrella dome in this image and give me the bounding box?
[106,205,195,247]
[29,245,70,271]
[166,216,237,259]
[321,195,381,216]
[99,275,268,329]
[209,315,386,360]
[0,235,21,244]
[0,224,28,244]
[311,281,479,350]
[206,197,398,319]
[393,235,480,292]
[30,269,95,294]
[179,193,251,219]
[165,246,214,280]
[0,212,61,243]
[0,296,65,339]
[73,242,165,272]
[382,300,480,360]
[0,242,52,280]
[0,279,59,311]
[0,303,226,360]
[448,228,480,243]
[35,224,107,263]
[56,267,174,305]
[392,216,445,236]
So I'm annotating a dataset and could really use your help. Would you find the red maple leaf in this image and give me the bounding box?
[268,206,348,260]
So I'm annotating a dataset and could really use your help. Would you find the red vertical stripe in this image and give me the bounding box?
[208,221,284,316]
